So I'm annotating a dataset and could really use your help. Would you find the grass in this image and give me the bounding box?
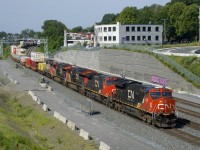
[2,46,10,60]
[0,88,97,150]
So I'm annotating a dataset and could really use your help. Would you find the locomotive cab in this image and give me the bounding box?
[142,87,177,127]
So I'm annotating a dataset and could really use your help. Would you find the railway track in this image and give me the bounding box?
[177,106,200,118]
[174,97,200,109]
[162,128,200,147]
[176,118,200,131]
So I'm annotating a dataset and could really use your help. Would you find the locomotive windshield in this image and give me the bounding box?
[150,91,172,99]
[150,92,161,99]
[162,92,172,97]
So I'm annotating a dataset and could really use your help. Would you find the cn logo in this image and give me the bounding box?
[158,104,172,110]
[128,90,134,99]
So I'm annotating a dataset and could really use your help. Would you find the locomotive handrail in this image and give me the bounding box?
[152,105,158,120]
[174,105,178,118]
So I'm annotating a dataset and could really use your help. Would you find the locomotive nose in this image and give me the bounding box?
[157,98,174,114]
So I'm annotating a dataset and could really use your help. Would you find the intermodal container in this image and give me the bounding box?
[10,45,17,54]
[20,56,29,66]
[25,58,32,68]
[31,60,38,71]
[38,63,46,72]
[31,52,45,62]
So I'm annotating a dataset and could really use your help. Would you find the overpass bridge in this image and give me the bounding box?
[0,38,48,58]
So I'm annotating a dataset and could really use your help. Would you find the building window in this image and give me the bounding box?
[148,36,151,41]
[113,36,116,41]
[104,27,107,32]
[113,27,116,31]
[155,27,159,32]
[137,36,141,41]
[148,27,151,32]
[137,27,141,32]
[104,36,107,41]
[126,36,130,41]
[108,36,112,41]
[143,36,146,41]
[143,27,146,32]
[155,36,159,41]
[126,26,130,32]
[132,36,135,41]
[108,27,111,32]
[132,27,135,32]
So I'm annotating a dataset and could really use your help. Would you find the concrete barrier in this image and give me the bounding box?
[40,82,47,88]
[8,75,13,82]
[28,90,35,97]
[37,98,41,105]
[99,141,111,150]
[42,104,48,111]
[14,80,18,84]
[79,129,90,140]
[47,86,53,91]
[53,111,60,119]
[58,115,67,124]
[33,95,38,102]
[67,120,76,130]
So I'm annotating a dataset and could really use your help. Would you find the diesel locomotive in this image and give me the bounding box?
[11,52,178,128]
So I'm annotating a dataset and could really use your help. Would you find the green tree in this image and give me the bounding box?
[168,2,186,40]
[71,26,83,33]
[176,4,198,40]
[116,7,138,24]
[137,4,163,24]
[21,29,35,38]
[170,0,200,5]
[42,20,67,52]
[99,13,118,24]
[82,26,94,32]
[0,31,7,39]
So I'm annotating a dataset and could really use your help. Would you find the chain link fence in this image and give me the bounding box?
[54,44,200,88]
[112,44,200,87]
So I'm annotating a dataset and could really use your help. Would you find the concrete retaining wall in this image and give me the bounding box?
[55,49,200,95]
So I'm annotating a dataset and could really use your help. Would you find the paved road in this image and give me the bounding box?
[155,46,200,55]
[0,59,160,150]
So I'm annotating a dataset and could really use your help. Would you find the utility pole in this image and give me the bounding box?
[163,18,167,42]
[0,40,3,58]
[199,7,200,47]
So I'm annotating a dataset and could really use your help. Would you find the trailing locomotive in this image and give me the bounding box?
[11,51,177,128]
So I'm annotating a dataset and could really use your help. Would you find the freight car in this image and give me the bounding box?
[13,52,177,128]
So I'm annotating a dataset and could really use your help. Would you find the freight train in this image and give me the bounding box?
[11,49,177,128]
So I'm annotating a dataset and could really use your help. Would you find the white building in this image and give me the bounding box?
[94,22,163,46]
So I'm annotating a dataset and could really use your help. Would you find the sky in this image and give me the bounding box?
[0,0,170,33]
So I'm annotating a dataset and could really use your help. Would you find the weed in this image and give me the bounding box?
[57,138,63,144]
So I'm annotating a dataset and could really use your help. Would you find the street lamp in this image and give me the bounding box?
[198,7,200,46]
